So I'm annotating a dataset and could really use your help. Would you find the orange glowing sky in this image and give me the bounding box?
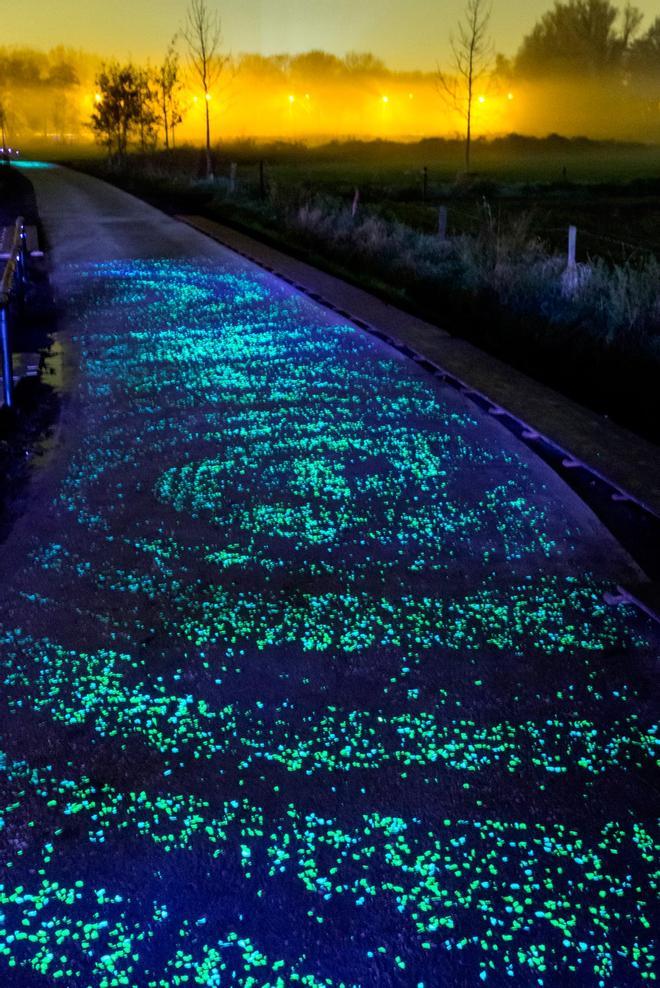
[5,0,660,69]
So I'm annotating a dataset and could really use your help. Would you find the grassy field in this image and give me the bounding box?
[46,133,659,175]
[29,135,660,254]
[22,135,660,263]
[76,137,657,261]
[218,139,660,259]
[219,135,660,184]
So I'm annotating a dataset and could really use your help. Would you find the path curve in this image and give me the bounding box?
[0,164,657,988]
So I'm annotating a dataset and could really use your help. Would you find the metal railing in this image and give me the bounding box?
[0,216,27,408]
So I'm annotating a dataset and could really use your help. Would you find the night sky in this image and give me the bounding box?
[4,0,660,68]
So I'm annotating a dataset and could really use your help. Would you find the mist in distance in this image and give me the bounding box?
[1,0,658,150]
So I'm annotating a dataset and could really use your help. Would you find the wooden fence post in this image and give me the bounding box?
[562,225,579,295]
[567,225,577,269]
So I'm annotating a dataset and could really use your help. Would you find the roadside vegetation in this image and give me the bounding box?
[74,138,660,441]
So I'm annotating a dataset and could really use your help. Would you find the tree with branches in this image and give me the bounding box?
[627,16,660,112]
[135,67,159,152]
[90,62,143,165]
[156,43,185,150]
[438,0,493,175]
[515,0,643,77]
[182,0,227,177]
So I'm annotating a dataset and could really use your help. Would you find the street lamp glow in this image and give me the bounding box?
[288,94,295,104]
[381,95,389,104]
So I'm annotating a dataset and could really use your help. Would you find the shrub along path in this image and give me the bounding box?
[0,163,657,987]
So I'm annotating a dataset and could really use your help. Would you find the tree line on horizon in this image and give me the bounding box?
[0,0,658,162]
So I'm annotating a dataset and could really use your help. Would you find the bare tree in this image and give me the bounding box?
[620,2,644,49]
[136,67,159,152]
[181,0,227,177]
[438,0,493,175]
[156,43,185,150]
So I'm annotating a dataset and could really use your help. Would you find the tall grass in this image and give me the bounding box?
[268,188,659,359]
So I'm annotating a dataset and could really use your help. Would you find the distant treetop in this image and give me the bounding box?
[514,0,644,77]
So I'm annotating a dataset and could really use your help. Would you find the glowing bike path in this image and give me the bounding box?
[0,164,657,987]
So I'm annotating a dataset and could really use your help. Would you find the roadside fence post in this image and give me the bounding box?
[568,225,577,270]
[561,225,579,296]
[352,187,360,218]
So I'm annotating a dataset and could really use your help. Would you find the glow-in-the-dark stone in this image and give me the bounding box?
[0,257,657,987]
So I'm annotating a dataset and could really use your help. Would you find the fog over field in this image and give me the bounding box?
[1,0,659,150]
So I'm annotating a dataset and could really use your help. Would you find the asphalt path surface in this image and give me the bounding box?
[0,163,657,987]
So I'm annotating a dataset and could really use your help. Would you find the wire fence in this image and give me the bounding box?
[537,225,659,258]
[218,159,660,262]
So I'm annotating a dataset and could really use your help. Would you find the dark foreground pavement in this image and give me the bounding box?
[0,164,657,987]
